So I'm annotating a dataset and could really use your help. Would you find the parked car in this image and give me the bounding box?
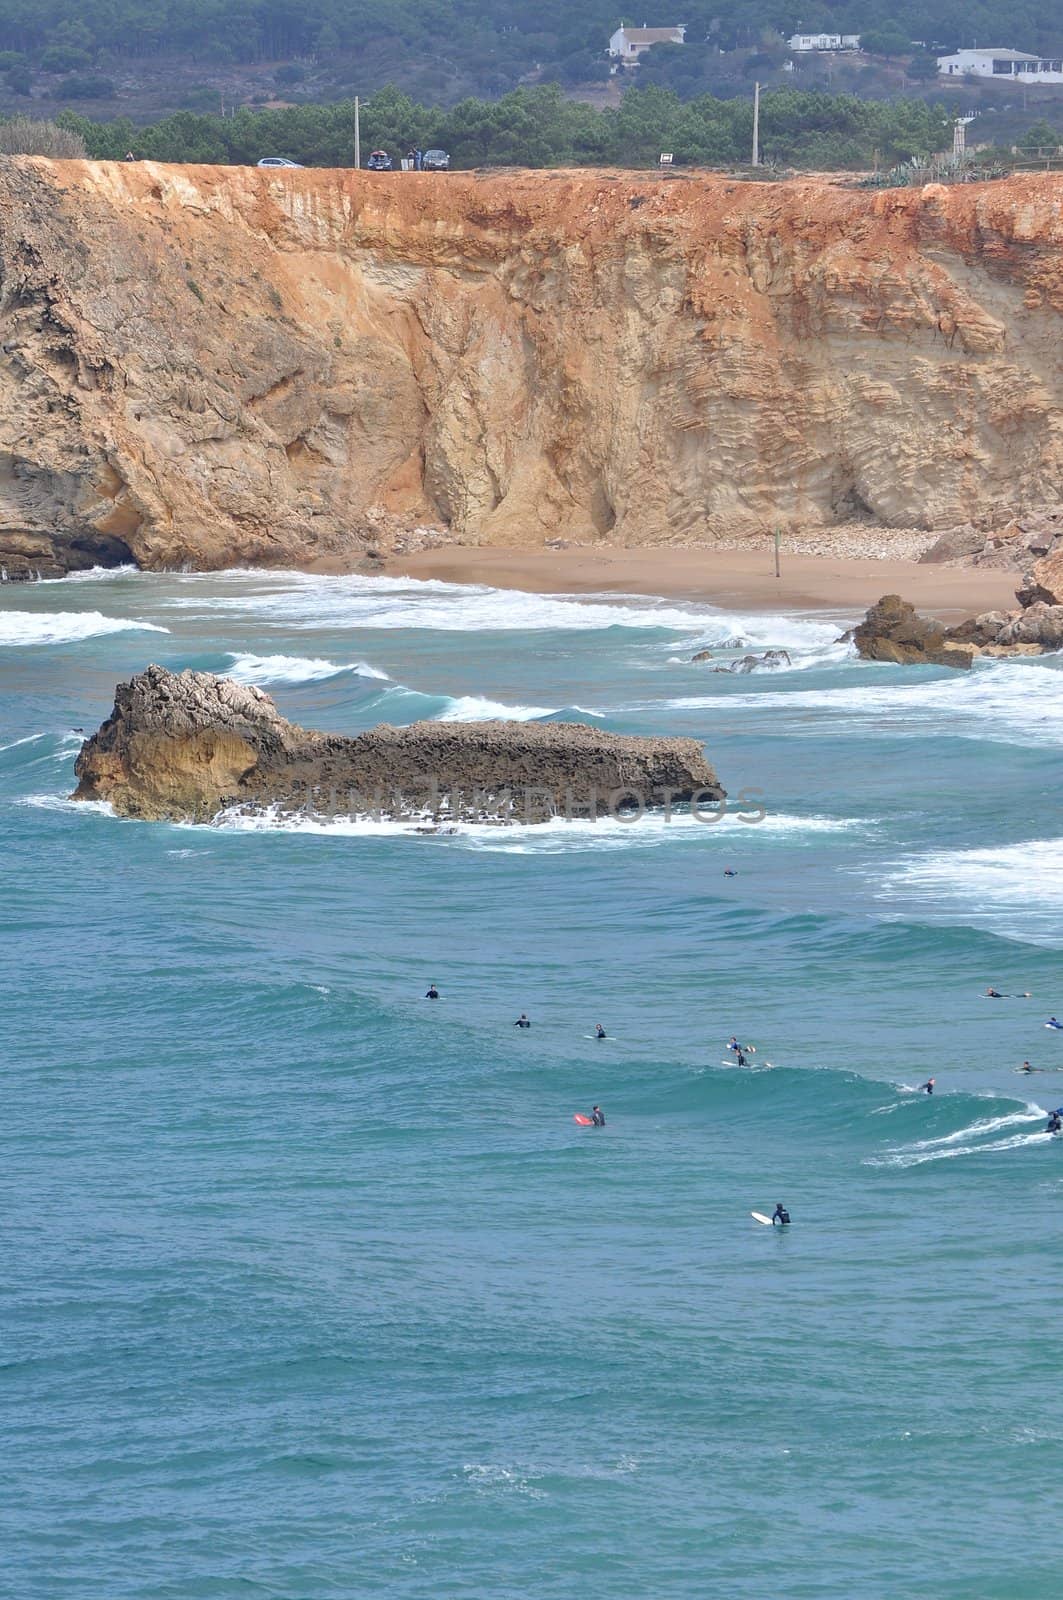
[366,150,392,171]
[421,148,450,171]
[257,157,303,168]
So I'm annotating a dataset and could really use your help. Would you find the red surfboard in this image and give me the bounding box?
[573,1113,593,1126]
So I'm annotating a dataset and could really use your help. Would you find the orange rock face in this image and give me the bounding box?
[3,159,1063,575]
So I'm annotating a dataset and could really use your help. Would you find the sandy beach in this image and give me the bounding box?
[381,544,1019,621]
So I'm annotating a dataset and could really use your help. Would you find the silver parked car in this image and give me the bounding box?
[257,157,303,168]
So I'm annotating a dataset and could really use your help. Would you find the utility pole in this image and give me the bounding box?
[752,80,760,167]
[354,95,361,170]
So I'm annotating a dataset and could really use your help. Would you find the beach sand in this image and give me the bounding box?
[381,545,1019,621]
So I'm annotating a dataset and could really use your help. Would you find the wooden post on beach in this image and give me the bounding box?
[774,526,781,579]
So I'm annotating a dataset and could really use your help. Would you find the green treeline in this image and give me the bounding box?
[58,84,952,169]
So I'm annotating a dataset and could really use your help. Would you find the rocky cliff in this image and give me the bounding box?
[72,665,724,823]
[5,159,1063,577]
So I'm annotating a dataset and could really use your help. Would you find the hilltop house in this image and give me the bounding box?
[937,47,1063,82]
[787,32,860,51]
[608,23,686,63]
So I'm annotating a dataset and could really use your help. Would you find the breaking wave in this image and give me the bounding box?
[0,610,169,647]
[224,652,389,685]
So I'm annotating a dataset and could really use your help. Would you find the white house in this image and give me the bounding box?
[787,32,860,52]
[937,47,1063,82]
[608,23,686,62]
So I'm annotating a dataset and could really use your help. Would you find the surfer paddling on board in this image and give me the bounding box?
[514,1013,531,1029]
[1046,1110,1062,1135]
[1047,1018,1063,1031]
[920,1078,935,1095]
[771,1203,790,1226]
[425,983,440,1000]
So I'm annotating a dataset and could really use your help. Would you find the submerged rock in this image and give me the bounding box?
[72,666,725,824]
[711,649,792,674]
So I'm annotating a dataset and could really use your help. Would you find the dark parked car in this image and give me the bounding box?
[421,148,450,171]
[366,150,392,171]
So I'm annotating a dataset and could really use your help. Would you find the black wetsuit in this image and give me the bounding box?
[772,1206,790,1226]
[1048,1115,1062,1134]
[515,1017,530,1029]
[596,1028,606,1039]
[425,988,439,999]
[591,1109,606,1127]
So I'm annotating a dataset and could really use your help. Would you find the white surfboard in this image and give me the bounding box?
[751,1211,774,1226]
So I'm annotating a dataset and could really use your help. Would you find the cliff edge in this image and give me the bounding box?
[5,160,1063,577]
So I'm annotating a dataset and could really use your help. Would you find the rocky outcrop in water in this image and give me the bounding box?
[853,589,1063,666]
[72,665,725,823]
[7,160,1063,576]
[852,595,977,669]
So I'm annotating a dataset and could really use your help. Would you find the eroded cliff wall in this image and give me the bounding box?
[2,158,1063,576]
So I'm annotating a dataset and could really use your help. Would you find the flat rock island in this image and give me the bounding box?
[72,665,725,825]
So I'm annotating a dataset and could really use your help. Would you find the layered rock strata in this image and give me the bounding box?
[6,159,1063,576]
[72,665,725,823]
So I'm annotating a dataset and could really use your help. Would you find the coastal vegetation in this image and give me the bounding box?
[0,112,85,153]
[0,0,1058,101]
[53,84,952,169]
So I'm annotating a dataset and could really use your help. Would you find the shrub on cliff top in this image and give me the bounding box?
[0,116,87,157]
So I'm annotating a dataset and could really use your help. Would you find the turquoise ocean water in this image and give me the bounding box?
[3,567,1063,1598]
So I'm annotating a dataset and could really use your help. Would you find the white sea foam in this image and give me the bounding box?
[877,836,1063,946]
[0,733,49,754]
[156,570,794,634]
[224,652,388,686]
[667,612,853,668]
[45,564,140,583]
[21,794,116,818]
[0,610,168,647]
[199,803,867,854]
[435,695,558,722]
[669,658,1063,747]
[867,1104,1049,1166]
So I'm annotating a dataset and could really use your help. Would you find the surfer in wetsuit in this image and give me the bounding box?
[425,983,439,999]
[1048,1018,1063,1030]
[771,1203,790,1226]
[595,1024,607,1039]
[986,988,1004,998]
[1020,1060,1036,1073]
[515,1013,531,1029]
[1046,1111,1062,1134]
[920,1078,935,1095]
[591,1105,606,1126]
